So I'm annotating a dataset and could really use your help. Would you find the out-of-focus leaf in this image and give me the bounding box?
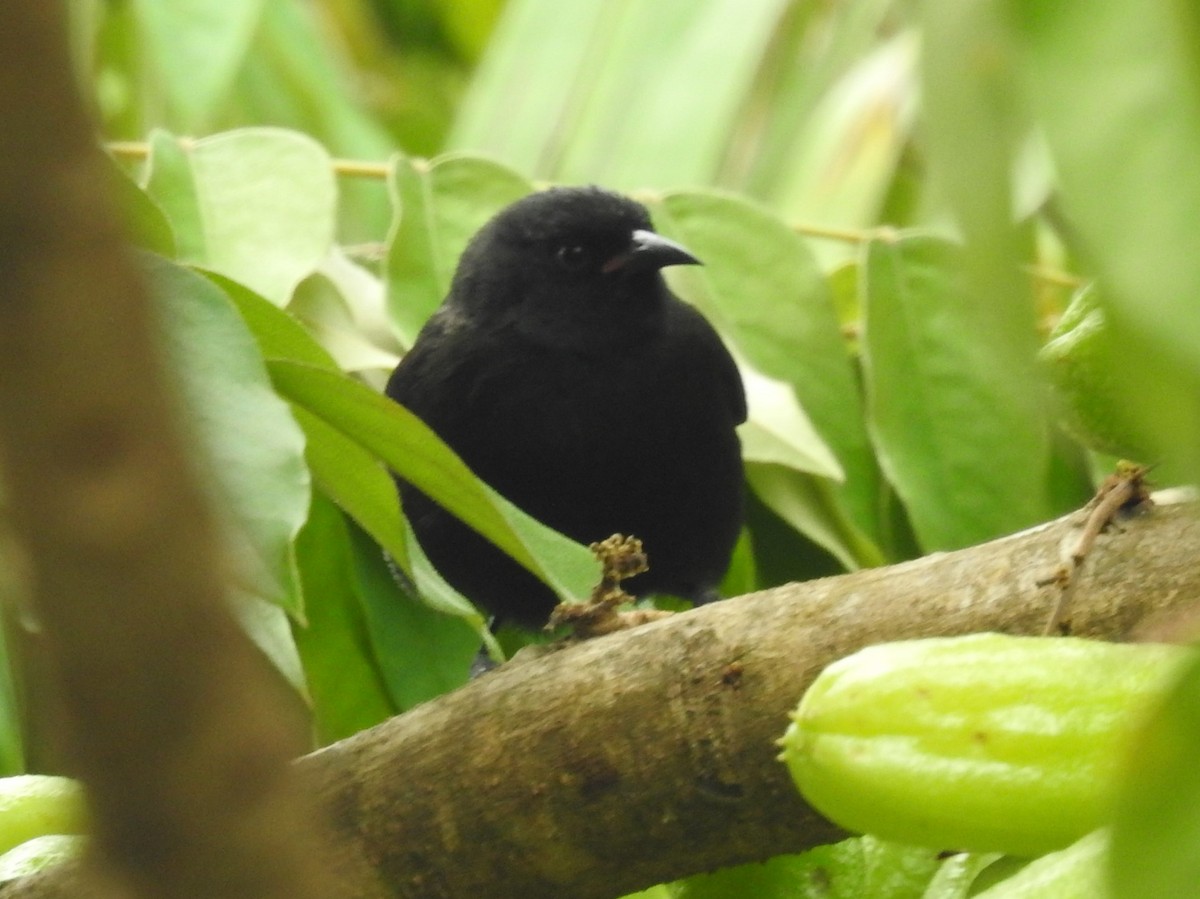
[129,0,266,131]
[229,0,396,244]
[450,0,791,188]
[737,0,901,199]
[145,127,337,305]
[773,32,918,240]
[292,493,396,745]
[209,275,412,578]
[386,153,532,345]
[1008,0,1200,484]
[862,235,1050,550]
[144,254,310,616]
[266,361,597,604]
[1110,650,1200,899]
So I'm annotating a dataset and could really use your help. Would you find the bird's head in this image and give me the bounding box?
[450,186,701,347]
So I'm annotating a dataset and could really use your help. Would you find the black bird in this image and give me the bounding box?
[385,186,746,628]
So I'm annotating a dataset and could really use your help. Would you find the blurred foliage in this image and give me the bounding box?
[0,0,1192,895]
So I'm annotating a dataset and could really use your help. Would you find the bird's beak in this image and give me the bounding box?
[602,229,702,275]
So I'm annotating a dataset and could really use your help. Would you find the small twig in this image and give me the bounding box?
[546,534,671,639]
[1038,461,1154,634]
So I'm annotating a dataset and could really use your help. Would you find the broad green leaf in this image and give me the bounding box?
[145,128,337,305]
[292,493,397,745]
[290,406,409,575]
[653,190,881,544]
[918,0,1050,503]
[386,153,532,345]
[266,361,598,603]
[862,235,1050,550]
[447,0,608,173]
[550,0,792,188]
[1008,0,1200,484]
[347,522,479,711]
[210,275,411,577]
[291,263,398,374]
[206,273,340,371]
[129,0,266,132]
[228,0,396,244]
[144,254,310,616]
[1110,650,1200,899]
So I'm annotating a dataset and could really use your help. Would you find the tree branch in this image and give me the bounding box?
[295,495,1200,899]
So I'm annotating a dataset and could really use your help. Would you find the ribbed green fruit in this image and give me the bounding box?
[780,634,1185,856]
[0,776,87,856]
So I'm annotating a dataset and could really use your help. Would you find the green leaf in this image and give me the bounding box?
[291,250,398,373]
[672,836,943,899]
[143,254,310,616]
[289,405,409,574]
[745,464,883,572]
[450,0,792,188]
[105,153,176,256]
[292,493,397,745]
[347,522,479,711]
[1007,0,1200,484]
[145,128,337,305]
[266,360,598,604]
[214,277,408,568]
[772,32,919,238]
[129,0,267,131]
[862,235,1050,550]
[385,153,532,345]
[1110,650,1200,899]
[206,273,341,371]
[653,190,881,546]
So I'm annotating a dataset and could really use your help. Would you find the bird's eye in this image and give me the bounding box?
[555,244,589,272]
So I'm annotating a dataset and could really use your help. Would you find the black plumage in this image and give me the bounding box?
[385,186,746,628]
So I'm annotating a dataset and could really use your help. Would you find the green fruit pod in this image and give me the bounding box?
[0,776,87,856]
[779,634,1186,856]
